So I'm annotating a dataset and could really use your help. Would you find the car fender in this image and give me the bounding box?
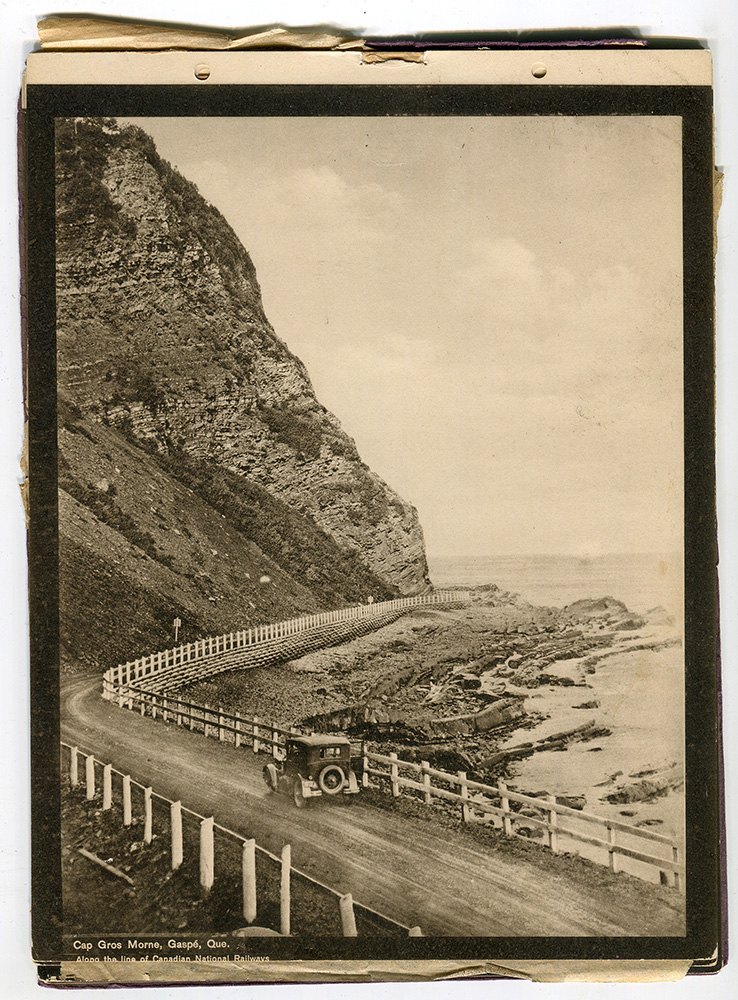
[263,762,279,792]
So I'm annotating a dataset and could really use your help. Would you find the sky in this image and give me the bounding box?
[124,115,684,560]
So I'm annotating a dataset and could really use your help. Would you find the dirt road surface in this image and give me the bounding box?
[62,675,685,937]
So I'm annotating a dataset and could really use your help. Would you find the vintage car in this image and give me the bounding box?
[262,734,361,807]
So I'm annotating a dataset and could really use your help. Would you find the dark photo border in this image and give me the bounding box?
[24,79,720,971]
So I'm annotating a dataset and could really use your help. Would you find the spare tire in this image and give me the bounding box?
[318,764,346,795]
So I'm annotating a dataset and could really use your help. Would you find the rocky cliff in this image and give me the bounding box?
[55,117,430,666]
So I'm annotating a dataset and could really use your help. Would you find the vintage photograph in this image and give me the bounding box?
[53,108,690,950]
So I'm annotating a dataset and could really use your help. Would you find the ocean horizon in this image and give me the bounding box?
[427,552,683,618]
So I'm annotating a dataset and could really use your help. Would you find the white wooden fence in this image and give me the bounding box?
[103,591,469,695]
[362,750,683,889]
[100,687,684,889]
[62,742,421,937]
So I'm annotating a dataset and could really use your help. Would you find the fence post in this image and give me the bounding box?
[390,753,400,797]
[546,795,559,853]
[170,801,183,870]
[253,716,260,753]
[235,716,241,748]
[242,839,257,924]
[362,742,369,788]
[140,693,146,717]
[458,771,470,823]
[607,824,619,872]
[498,780,513,837]
[70,746,79,788]
[176,699,182,727]
[280,845,291,936]
[152,693,158,720]
[339,894,358,937]
[122,775,132,826]
[102,764,112,810]
[204,703,212,738]
[85,755,95,800]
[143,787,153,844]
[189,702,196,731]
[672,845,681,891]
[218,709,225,742]
[200,817,215,894]
[272,726,279,760]
[420,761,432,805]
[162,694,169,723]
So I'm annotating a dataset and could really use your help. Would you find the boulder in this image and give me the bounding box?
[555,793,586,810]
[473,698,524,732]
[429,715,473,736]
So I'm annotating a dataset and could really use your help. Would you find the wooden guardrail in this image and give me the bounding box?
[101,686,683,889]
[61,742,421,937]
[362,750,683,889]
[103,591,470,695]
[104,685,303,758]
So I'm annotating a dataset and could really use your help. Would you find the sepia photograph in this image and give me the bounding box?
[20,48,720,978]
[55,109,687,940]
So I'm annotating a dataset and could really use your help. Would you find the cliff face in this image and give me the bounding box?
[56,118,430,612]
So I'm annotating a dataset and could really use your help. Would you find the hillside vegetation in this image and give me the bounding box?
[56,118,429,671]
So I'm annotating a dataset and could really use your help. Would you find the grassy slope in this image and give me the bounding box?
[58,406,396,672]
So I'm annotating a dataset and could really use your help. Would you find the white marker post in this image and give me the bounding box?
[200,817,215,894]
[170,801,183,871]
[280,845,291,936]
[102,764,112,810]
[174,617,182,643]
[242,839,257,924]
[339,894,358,937]
[85,755,95,800]
[143,787,153,844]
[122,775,132,826]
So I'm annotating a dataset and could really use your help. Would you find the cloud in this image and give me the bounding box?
[456,237,577,336]
[266,165,404,243]
[462,237,543,288]
[452,236,679,404]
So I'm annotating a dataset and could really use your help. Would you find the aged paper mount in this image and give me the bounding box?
[24,40,720,985]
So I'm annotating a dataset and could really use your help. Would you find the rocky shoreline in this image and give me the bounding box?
[180,586,683,833]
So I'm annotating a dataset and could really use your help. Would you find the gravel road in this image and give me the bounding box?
[61,675,685,937]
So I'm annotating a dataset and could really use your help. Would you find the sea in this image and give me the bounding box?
[427,553,685,882]
[428,552,683,620]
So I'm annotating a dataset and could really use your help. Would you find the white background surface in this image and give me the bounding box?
[1,2,736,996]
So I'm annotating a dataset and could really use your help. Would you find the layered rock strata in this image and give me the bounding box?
[55,117,431,596]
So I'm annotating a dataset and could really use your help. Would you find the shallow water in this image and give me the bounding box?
[426,554,685,883]
[501,635,684,882]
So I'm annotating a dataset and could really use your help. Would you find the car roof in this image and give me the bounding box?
[288,734,351,748]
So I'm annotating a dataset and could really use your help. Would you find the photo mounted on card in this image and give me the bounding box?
[23,45,721,984]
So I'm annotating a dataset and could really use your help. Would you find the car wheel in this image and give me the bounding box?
[318,765,346,795]
[293,777,307,808]
[263,763,278,792]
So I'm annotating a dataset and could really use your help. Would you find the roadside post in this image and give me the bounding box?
[280,845,291,936]
[242,839,257,923]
